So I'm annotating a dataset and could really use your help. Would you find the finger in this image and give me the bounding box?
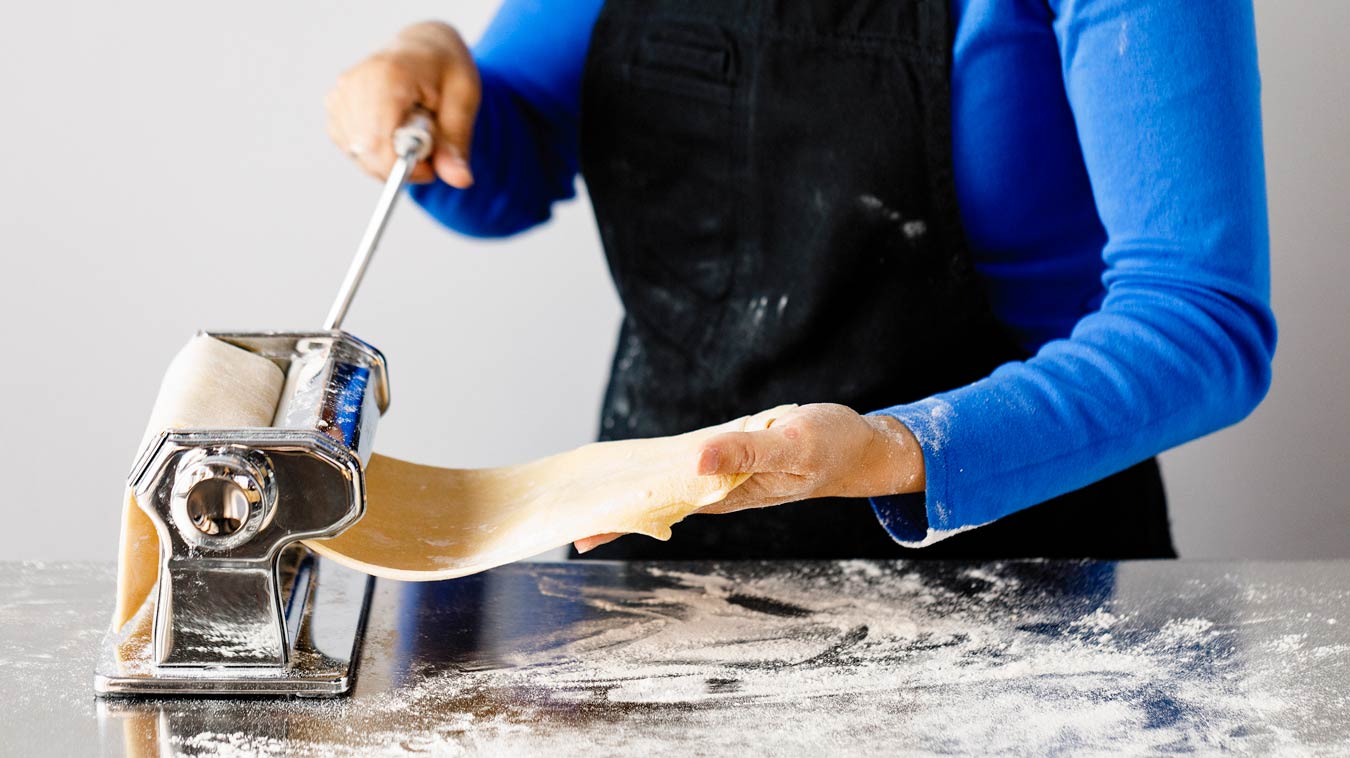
[350,104,401,180]
[336,93,394,181]
[699,484,763,515]
[327,89,380,180]
[699,472,806,514]
[331,116,389,183]
[408,158,438,184]
[343,65,420,180]
[428,27,478,186]
[574,533,624,554]
[697,428,800,476]
[431,143,473,189]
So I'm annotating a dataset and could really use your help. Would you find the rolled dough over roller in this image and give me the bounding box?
[115,335,790,630]
[114,336,285,630]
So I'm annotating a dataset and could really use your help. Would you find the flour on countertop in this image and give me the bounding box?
[152,562,1350,756]
[5,561,1350,757]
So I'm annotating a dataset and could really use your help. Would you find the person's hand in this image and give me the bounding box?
[573,404,926,553]
[326,21,479,187]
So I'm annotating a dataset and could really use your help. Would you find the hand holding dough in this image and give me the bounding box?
[305,406,792,581]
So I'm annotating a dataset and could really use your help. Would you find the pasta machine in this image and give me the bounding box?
[94,111,433,697]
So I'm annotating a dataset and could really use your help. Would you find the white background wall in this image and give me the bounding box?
[0,1,1344,561]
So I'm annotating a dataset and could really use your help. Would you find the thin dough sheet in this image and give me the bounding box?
[305,405,791,582]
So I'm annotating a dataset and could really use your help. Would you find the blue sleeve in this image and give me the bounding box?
[408,0,604,238]
[870,0,1276,545]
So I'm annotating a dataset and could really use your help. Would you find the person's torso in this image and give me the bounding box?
[475,0,1113,355]
[580,0,1019,439]
[572,0,1174,562]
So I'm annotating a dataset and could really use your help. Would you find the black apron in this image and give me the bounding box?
[574,0,1176,561]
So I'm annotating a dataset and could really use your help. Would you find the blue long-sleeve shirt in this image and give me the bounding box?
[410,0,1276,546]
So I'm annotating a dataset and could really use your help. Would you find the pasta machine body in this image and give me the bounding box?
[94,331,388,697]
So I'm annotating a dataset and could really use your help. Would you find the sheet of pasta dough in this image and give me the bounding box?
[305,406,790,582]
[116,335,790,629]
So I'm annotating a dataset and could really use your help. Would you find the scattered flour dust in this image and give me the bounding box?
[9,562,1340,756]
[147,560,1350,757]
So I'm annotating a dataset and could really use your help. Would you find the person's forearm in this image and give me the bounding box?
[871,284,1275,543]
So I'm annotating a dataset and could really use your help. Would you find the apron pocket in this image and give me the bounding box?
[632,24,737,95]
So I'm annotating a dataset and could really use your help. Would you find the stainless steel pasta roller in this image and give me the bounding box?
[94,109,432,697]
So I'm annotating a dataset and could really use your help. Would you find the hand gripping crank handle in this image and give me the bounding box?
[324,109,435,331]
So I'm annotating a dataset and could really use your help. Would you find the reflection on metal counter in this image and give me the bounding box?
[8,559,1350,755]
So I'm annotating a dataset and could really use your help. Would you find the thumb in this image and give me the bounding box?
[697,429,796,476]
[432,65,479,188]
[431,142,473,188]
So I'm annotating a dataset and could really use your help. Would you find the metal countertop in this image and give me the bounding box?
[2,559,1348,756]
